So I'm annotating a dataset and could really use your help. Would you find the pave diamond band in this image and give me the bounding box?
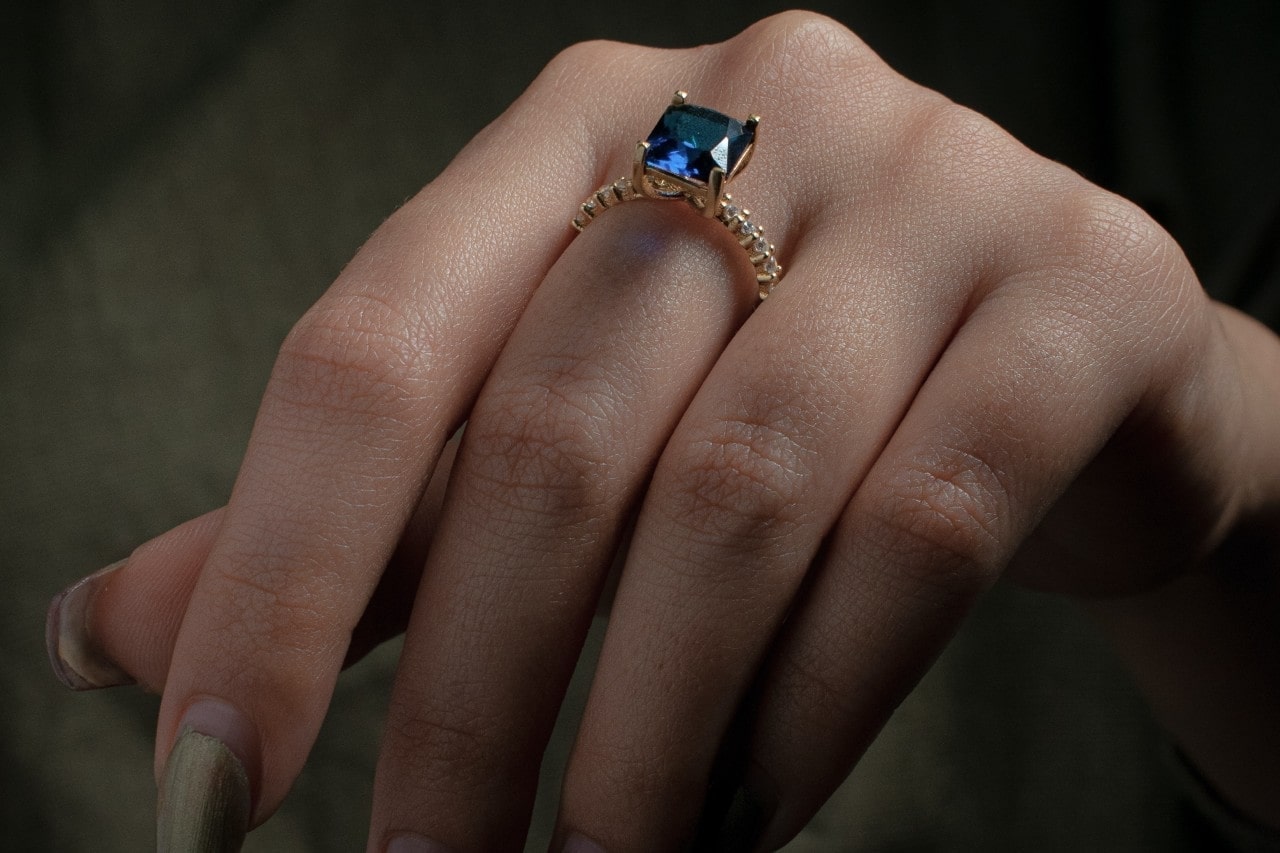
[571,178,782,301]
[569,92,784,302]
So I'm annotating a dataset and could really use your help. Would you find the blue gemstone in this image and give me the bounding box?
[644,104,753,185]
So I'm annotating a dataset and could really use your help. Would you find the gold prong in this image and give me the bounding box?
[672,90,688,106]
[740,117,760,177]
[705,167,725,218]
[634,140,655,198]
[716,193,734,221]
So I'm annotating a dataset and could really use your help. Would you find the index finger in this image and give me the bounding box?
[152,51,651,842]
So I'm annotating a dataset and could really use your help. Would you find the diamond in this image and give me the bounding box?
[644,104,754,185]
[723,203,740,219]
[763,257,779,274]
[740,221,757,237]
[753,238,769,254]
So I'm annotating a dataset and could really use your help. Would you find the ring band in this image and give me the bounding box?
[570,91,784,301]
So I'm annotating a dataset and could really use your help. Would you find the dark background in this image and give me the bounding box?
[4,1,1276,850]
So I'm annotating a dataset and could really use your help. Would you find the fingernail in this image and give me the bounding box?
[386,834,455,853]
[562,832,607,853]
[158,698,256,853]
[705,781,775,853]
[46,560,135,690]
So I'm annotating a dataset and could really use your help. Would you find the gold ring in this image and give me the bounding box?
[570,91,784,302]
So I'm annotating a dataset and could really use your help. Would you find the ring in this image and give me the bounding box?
[570,91,784,301]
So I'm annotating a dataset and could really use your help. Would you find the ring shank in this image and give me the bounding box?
[570,177,783,302]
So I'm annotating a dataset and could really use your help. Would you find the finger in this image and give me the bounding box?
[550,16,1156,841]
[709,195,1207,850]
[368,155,764,851]
[367,15,879,846]
[553,234,969,849]
[46,436,463,694]
[347,433,460,667]
[154,56,641,821]
[551,100,1032,853]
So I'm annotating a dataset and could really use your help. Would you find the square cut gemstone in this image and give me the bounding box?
[644,104,753,185]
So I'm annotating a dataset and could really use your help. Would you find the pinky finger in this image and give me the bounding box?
[46,436,462,693]
[703,272,1209,850]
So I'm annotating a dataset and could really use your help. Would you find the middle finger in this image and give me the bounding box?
[368,98,772,852]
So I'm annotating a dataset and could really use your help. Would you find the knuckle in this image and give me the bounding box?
[892,98,1030,200]
[384,693,533,813]
[573,727,693,805]
[727,12,880,120]
[205,545,340,664]
[541,38,622,79]
[272,293,432,420]
[665,409,815,549]
[868,445,1012,590]
[534,39,648,97]
[907,99,1011,161]
[773,639,859,722]
[389,701,498,785]
[1052,189,1185,308]
[1054,188,1172,281]
[465,369,619,524]
[739,10,869,76]
[1032,189,1203,355]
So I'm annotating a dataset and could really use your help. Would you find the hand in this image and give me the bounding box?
[47,11,1280,851]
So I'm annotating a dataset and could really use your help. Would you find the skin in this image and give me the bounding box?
[63,12,1280,851]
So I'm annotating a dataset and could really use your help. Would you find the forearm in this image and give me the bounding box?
[1090,303,1280,829]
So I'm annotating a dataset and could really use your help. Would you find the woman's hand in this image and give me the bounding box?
[47,12,1280,851]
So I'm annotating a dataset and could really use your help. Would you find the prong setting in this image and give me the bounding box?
[634,140,656,198]
[572,94,782,301]
[705,167,725,218]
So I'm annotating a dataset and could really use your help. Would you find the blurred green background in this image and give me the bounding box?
[4,0,1276,850]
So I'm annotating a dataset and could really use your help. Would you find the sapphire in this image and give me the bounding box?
[644,104,753,185]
